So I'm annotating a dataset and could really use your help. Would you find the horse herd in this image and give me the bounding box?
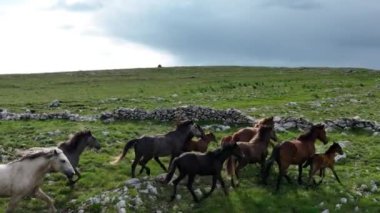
[0,118,344,212]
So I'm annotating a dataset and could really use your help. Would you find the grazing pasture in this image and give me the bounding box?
[0,66,379,212]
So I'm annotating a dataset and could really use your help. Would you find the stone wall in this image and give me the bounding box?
[0,106,379,133]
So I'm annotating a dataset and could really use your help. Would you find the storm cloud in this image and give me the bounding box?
[91,0,380,68]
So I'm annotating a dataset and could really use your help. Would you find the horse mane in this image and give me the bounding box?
[297,124,324,141]
[58,130,90,151]
[11,149,55,163]
[176,120,194,130]
[253,126,272,142]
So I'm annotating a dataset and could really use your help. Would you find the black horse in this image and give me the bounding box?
[164,143,241,202]
[112,120,205,177]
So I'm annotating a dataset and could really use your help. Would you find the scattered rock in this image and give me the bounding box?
[335,203,342,209]
[125,178,141,188]
[340,197,348,204]
[287,102,298,106]
[194,188,203,197]
[176,194,181,200]
[321,209,329,213]
[49,99,61,107]
[335,153,347,162]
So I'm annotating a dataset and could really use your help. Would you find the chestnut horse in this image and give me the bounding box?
[227,125,274,187]
[231,116,278,143]
[264,124,328,190]
[303,142,343,186]
[183,132,217,153]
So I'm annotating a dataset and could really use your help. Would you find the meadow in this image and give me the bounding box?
[0,66,379,212]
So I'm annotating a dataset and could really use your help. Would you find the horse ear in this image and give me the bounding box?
[53,149,59,155]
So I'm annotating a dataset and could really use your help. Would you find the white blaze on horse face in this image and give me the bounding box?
[51,149,75,177]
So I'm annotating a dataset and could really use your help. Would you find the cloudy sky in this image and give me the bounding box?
[0,0,379,74]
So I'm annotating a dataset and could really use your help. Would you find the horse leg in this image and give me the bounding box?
[34,187,56,213]
[217,173,228,196]
[68,167,81,187]
[170,172,186,201]
[234,159,248,187]
[331,167,342,184]
[203,175,217,199]
[6,195,23,213]
[154,157,168,172]
[186,174,199,202]
[317,169,326,185]
[298,163,304,184]
[260,155,267,183]
[131,154,142,178]
[170,174,185,200]
[276,162,289,191]
[139,156,152,176]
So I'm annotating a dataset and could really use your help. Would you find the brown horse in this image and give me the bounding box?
[164,143,242,202]
[183,132,217,153]
[220,135,233,146]
[111,120,205,178]
[264,124,328,190]
[303,142,343,186]
[227,125,273,187]
[231,117,278,143]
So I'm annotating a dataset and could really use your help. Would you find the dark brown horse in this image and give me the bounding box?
[58,130,100,185]
[226,125,273,187]
[303,142,343,186]
[112,120,205,178]
[183,132,217,153]
[264,124,328,190]
[230,116,278,144]
[164,143,241,202]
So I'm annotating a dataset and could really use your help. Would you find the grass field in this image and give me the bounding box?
[0,66,379,212]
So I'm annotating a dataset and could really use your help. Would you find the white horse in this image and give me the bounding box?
[0,148,75,213]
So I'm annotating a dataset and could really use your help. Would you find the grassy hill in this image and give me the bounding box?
[0,66,379,212]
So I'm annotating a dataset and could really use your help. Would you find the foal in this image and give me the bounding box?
[227,126,273,187]
[164,143,241,202]
[183,132,217,153]
[303,142,343,186]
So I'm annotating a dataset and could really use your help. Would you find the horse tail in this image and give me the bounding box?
[264,144,281,179]
[111,139,138,165]
[226,157,235,176]
[164,157,179,184]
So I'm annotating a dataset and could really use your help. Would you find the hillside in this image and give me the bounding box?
[0,66,379,212]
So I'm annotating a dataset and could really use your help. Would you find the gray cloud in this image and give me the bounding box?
[96,0,380,68]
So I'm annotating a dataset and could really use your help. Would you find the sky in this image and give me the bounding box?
[0,0,379,74]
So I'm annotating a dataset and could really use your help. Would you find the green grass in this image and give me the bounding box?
[0,66,379,120]
[0,66,379,212]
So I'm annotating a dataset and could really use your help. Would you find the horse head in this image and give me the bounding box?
[84,131,101,150]
[331,142,344,155]
[50,148,75,179]
[191,123,206,139]
[314,124,328,144]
